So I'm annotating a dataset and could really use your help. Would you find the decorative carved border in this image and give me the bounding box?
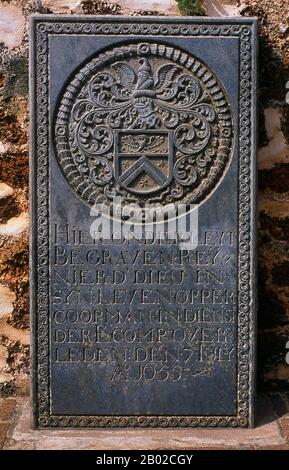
[31,16,257,428]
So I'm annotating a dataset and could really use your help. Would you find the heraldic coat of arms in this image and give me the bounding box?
[55,42,233,209]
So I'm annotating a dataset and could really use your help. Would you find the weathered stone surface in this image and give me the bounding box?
[4,397,289,450]
[0,285,15,319]
[0,183,14,200]
[258,108,289,170]
[0,213,29,236]
[203,0,238,17]
[0,4,25,51]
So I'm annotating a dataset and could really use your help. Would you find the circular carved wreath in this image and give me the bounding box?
[55,42,234,209]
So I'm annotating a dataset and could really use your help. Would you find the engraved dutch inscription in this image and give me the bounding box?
[30,16,257,428]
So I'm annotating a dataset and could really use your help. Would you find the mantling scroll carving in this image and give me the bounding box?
[55,42,234,209]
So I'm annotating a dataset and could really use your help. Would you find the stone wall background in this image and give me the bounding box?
[0,0,289,399]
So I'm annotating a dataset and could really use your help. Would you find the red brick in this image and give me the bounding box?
[0,398,17,422]
[0,423,9,449]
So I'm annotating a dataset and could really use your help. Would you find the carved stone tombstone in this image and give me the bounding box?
[30,15,257,428]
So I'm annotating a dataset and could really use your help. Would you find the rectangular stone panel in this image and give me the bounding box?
[30,15,258,428]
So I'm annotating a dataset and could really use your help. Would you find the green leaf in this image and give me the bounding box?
[176,0,206,16]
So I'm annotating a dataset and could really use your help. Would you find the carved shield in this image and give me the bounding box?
[114,130,174,195]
